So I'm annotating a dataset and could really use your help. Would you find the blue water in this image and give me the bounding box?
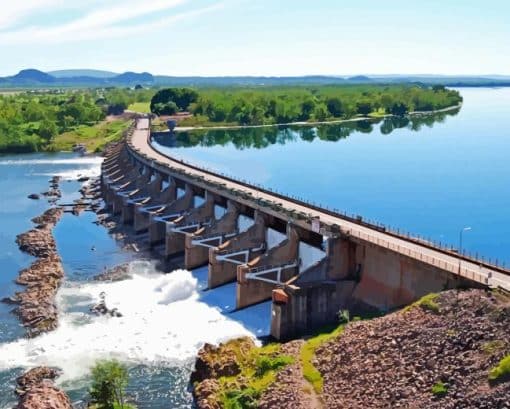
[152,88,510,265]
[0,153,270,408]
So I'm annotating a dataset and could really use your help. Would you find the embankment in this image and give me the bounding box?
[192,288,510,408]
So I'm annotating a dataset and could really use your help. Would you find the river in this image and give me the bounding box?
[0,155,270,408]
[152,87,510,266]
[0,87,508,407]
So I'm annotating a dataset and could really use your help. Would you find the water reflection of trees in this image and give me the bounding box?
[155,108,460,150]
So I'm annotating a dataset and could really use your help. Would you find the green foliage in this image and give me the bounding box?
[337,309,350,324]
[431,381,449,397]
[301,324,345,393]
[169,85,461,126]
[209,338,293,409]
[38,119,58,141]
[488,355,510,383]
[48,119,130,152]
[255,355,294,377]
[89,359,129,409]
[150,88,199,113]
[405,293,440,314]
[223,387,259,409]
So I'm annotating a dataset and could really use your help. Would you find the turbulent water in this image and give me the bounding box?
[0,155,270,408]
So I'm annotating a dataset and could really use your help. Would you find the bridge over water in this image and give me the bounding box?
[101,117,510,339]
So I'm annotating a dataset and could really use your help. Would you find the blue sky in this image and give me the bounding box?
[0,0,509,76]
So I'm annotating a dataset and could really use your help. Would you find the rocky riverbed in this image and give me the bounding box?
[191,288,510,409]
[15,367,72,409]
[11,207,64,336]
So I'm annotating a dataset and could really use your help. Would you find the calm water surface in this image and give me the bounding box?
[153,88,510,265]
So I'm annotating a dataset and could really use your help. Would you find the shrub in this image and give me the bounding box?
[431,381,448,397]
[489,355,510,384]
[254,355,294,377]
[89,360,129,409]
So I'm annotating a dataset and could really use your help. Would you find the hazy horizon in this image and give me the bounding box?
[0,1,509,77]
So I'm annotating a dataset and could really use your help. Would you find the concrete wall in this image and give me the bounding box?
[271,280,357,340]
[351,242,465,310]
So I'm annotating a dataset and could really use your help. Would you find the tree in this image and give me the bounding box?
[90,360,129,409]
[356,101,373,116]
[390,102,409,116]
[38,120,58,141]
[326,97,344,117]
[150,88,199,114]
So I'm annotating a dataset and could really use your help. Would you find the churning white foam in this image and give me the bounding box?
[0,157,103,166]
[0,261,258,383]
[33,166,101,181]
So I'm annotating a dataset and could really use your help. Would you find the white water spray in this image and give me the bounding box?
[0,261,260,384]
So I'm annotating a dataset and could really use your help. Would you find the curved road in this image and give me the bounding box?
[129,118,509,292]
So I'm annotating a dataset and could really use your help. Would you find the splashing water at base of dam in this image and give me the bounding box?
[0,153,270,408]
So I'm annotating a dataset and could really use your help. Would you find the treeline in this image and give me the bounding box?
[0,87,154,153]
[155,107,460,150]
[150,85,462,126]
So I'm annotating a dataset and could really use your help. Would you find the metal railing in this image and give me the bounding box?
[120,120,510,284]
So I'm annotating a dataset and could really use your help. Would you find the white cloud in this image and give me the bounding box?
[0,0,222,44]
[0,0,64,29]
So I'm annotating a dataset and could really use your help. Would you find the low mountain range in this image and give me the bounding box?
[1,68,509,88]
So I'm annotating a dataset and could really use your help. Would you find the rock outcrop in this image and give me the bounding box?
[16,367,72,409]
[191,289,510,409]
[7,204,65,336]
[191,337,255,409]
[315,289,510,409]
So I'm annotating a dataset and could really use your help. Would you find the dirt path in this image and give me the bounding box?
[258,340,323,409]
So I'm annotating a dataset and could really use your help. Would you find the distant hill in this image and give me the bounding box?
[9,69,55,84]
[0,69,509,88]
[113,71,154,84]
[49,69,118,78]
[347,75,372,82]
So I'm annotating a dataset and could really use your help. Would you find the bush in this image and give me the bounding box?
[89,360,129,409]
[489,355,510,384]
[431,381,448,397]
[255,355,294,377]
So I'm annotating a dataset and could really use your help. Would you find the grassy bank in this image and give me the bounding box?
[127,101,151,113]
[47,119,130,152]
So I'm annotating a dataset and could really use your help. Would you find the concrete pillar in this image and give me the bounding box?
[121,174,163,225]
[208,211,266,289]
[235,225,300,309]
[165,191,215,259]
[184,201,239,270]
[133,177,176,233]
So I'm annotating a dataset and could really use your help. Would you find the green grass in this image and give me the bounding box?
[488,354,510,383]
[128,101,151,113]
[431,381,449,397]
[404,293,440,314]
[300,324,345,394]
[198,338,293,409]
[482,340,506,355]
[48,119,130,152]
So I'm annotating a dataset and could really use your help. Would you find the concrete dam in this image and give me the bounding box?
[101,117,510,340]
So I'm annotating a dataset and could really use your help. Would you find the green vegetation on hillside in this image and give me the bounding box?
[150,84,462,126]
[300,324,345,393]
[48,119,131,152]
[489,354,510,383]
[0,88,154,153]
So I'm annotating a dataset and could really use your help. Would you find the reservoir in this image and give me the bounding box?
[152,88,510,266]
[0,87,508,408]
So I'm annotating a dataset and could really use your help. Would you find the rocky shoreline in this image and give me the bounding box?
[15,367,72,409]
[191,288,510,409]
[11,206,64,337]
